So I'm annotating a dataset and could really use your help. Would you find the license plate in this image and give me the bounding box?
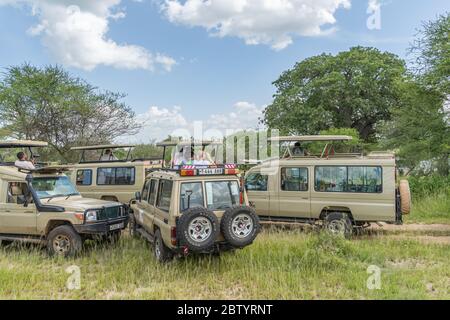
[198,168,224,175]
[110,222,124,231]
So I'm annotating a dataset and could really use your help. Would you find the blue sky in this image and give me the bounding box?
[0,0,448,142]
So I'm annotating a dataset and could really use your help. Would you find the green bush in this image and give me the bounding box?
[408,174,450,199]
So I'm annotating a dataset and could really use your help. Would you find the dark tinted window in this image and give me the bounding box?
[97,167,135,185]
[76,169,92,186]
[281,167,308,191]
[142,180,151,201]
[156,180,173,212]
[245,172,268,191]
[148,179,157,205]
[315,166,382,193]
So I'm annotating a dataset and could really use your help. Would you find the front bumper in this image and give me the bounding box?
[73,216,129,235]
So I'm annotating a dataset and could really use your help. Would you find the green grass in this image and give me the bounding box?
[405,191,450,224]
[1,229,449,300]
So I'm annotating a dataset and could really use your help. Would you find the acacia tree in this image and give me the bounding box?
[0,64,141,162]
[262,46,407,142]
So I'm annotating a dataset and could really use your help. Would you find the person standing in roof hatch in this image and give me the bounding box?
[15,152,36,170]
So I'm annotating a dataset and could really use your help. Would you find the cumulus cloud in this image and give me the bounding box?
[1,0,176,71]
[162,0,351,50]
[126,101,265,143]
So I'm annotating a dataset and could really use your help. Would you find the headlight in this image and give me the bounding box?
[85,210,98,222]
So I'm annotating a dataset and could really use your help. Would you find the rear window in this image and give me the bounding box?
[180,182,204,211]
[205,181,240,211]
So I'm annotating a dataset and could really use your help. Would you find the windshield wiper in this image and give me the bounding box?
[65,193,79,200]
[46,194,65,202]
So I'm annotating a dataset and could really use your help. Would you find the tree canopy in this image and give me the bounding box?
[0,64,141,162]
[262,46,407,142]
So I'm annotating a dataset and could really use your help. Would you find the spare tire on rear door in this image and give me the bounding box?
[221,206,260,248]
[177,207,219,253]
[399,180,411,215]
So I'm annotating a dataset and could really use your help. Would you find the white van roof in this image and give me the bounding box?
[0,140,48,148]
[268,135,353,142]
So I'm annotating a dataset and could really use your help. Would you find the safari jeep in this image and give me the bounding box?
[129,163,260,263]
[69,144,162,204]
[245,135,411,237]
[0,141,128,257]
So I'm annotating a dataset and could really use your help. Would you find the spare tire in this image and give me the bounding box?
[399,180,411,215]
[177,207,219,253]
[221,206,260,248]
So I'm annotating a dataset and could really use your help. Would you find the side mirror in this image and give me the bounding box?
[135,191,142,202]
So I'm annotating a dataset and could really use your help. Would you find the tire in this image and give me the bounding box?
[129,214,138,238]
[324,212,353,238]
[221,206,260,248]
[154,229,173,263]
[399,180,411,215]
[177,207,219,253]
[47,225,82,257]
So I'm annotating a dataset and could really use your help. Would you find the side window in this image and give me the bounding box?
[315,166,383,193]
[97,167,135,185]
[180,182,204,211]
[76,169,92,186]
[156,180,173,212]
[245,172,268,191]
[141,180,151,201]
[347,166,382,193]
[148,179,157,205]
[281,167,308,191]
[7,182,30,205]
[315,166,347,192]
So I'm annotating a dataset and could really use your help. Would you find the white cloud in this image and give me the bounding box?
[1,0,176,71]
[125,101,265,143]
[162,0,351,50]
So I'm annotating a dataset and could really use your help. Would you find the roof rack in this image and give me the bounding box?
[155,164,239,177]
[268,135,353,142]
[156,140,223,147]
[0,140,48,148]
[70,144,136,151]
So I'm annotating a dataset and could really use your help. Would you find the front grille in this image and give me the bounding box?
[98,206,123,220]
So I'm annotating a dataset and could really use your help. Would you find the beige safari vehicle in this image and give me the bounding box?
[0,141,128,257]
[129,140,260,263]
[245,136,411,237]
[69,144,162,204]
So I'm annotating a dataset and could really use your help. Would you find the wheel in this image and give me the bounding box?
[154,229,173,263]
[399,180,411,214]
[129,214,138,238]
[324,212,353,238]
[177,207,219,253]
[221,206,260,248]
[47,225,82,257]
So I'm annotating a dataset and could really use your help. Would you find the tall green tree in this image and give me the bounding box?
[409,12,449,96]
[263,46,407,142]
[381,14,449,175]
[0,64,141,162]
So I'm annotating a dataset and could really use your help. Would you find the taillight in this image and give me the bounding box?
[170,226,177,246]
[180,169,196,176]
[239,191,244,205]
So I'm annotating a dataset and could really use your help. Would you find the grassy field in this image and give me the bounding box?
[1,226,449,300]
[405,191,450,224]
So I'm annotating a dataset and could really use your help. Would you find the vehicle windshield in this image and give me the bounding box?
[205,181,240,211]
[31,176,79,199]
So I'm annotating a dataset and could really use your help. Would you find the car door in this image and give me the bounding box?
[154,179,173,238]
[275,167,311,219]
[0,182,38,235]
[245,171,270,216]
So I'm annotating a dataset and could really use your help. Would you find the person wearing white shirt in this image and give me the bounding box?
[100,149,118,161]
[14,152,36,170]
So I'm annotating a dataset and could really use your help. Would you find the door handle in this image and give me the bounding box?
[301,197,309,200]
[25,211,34,213]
